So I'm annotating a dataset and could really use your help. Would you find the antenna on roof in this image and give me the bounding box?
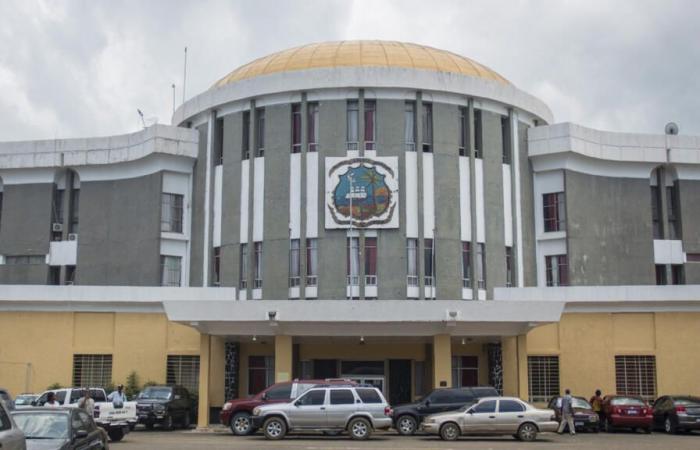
[171,84,176,114]
[182,47,188,106]
[137,109,146,129]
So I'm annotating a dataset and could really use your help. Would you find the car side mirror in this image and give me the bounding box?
[31,400,37,406]
[74,429,88,439]
[424,400,431,407]
[294,400,301,407]
[261,393,268,401]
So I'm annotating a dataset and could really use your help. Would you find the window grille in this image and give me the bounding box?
[167,355,200,394]
[528,356,559,403]
[73,354,112,388]
[615,355,656,401]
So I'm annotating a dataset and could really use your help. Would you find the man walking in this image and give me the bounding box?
[557,389,576,435]
[589,389,604,430]
[77,389,95,416]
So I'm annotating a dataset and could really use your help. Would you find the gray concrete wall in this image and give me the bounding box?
[189,125,208,286]
[76,173,162,285]
[317,99,347,299]
[0,183,53,284]
[220,112,242,288]
[432,102,462,299]
[481,111,506,296]
[679,179,700,283]
[262,104,292,300]
[565,170,655,285]
[519,123,537,286]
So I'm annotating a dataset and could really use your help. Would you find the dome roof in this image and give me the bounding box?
[212,40,510,88]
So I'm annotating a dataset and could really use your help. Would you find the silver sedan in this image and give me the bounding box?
[420,396,558,442]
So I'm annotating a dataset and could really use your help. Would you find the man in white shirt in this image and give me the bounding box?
[108,384,126,408]
[77,389,95,416]
[44,392,61,407]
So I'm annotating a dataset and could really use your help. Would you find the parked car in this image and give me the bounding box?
[601,395,653,433]
[13,394,39,410]
[1,388,15,411]
[0,399,25,450]
[34,387,136,442]
[547,395,599,432]
[251,385,392,440]
[135,385,193,430]
[420,396,558,442]
[220,378,356,435]
[392,386,499,435]
[12,407,108,450]
[652,395,700,434]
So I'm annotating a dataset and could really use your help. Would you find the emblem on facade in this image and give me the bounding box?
[325,157,399,229]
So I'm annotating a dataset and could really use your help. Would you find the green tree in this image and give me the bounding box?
[124,371,140,399]
[47,382,63,390]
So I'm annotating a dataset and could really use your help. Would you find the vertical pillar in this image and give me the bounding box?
[432,334,452,388]
[209,336,226,409]
[197,333,211,429]
[275,335,293,382]
[501,335,528,400]
[202,111,215,286]
[467,99,478,298]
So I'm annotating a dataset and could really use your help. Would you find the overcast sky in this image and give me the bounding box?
[1,0,699,141]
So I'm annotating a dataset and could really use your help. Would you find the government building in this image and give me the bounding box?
[1,41,699,427]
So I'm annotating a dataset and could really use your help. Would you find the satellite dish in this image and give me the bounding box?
[665,122,679,135]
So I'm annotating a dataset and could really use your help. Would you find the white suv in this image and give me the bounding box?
[251,385,392,440]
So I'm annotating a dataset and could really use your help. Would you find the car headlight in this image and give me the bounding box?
[590,415,598,421]
[223,402,233,411]
[252,407,261,416]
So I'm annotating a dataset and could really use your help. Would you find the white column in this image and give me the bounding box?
[202,111,215,286]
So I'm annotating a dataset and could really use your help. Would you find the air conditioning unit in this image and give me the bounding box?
[68,233,78,241]
[52,223,63,232]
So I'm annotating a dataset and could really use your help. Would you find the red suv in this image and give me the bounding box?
[601,395,653,433]
[220,379,356,435]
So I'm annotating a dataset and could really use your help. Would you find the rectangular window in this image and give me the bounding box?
[212,246,221,287]
[545,254,569,286]
[364,237,377,286]
[505,246,513,287]
[687,253,700,262]
[307,102,319,152]
[474,109,483,158]
[528,356,560,403]
[671,264,685,285]
[667,183,681,239]
[422,103,433,152]
[255,108,265,157]
[69,189,80,234]
[166,355,200,394]
[501,115,511,164]
[5,255,45,265]
[458,107,468,156]
[452,356,479,388]
[476,243,486,289]
[404,101,416,151]
[650,185,662,239]
[289,239,300,287]
[248,355,274,395]
[615,355,656,401]
[52,188,64,241]
[239,243,248,289]
[364,100,376,151]
[291,103,302,153]
[73,354,113,388]
[306,238,318,286]
[655,264,667,285]
[160,255,182,287]
[242,110,250,160]
[214,117,224,165]
[161,193,184,233]
[253,241,263,289]
[347,237,359,286]
[346,100,359,151]
[543,192,566,232]
[407,238,418,287]
[48,266,60,285]
[461,241,471,288]
[424,238,435,288]
[64,265,76,285]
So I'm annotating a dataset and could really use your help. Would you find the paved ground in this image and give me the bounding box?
[114,429,700,450]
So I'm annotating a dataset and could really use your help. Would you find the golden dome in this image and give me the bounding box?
[213,40,510,88]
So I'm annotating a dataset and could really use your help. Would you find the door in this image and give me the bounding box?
[494,399,527,432]
[463,399,498,433]
[327,389,358,428]
[313,360,338,379]
[71,410,91,449]
[389,360,412,406]
[652,397,669,428]
[421,390,460,417]
[289,389,327,428]
[77,410,103,449]
[0,405,25,450]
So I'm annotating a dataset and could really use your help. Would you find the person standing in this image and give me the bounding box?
[108,384,126,408]
[589,389,604,430]
[44,392,61,407]
[557,389,576,435]
[77,389,95,416]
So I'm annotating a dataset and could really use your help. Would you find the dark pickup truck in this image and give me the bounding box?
[392,386,499,435]
[135,385,194,430]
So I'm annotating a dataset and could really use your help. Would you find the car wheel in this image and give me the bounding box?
[439,422,460,441]
[231,412,253,436]
[263,417,287,440]
[517,423,538,442]
[182,411,191,429]
[107,428,125,442]
[396,415,417,435]
[348,417,372,440]
[162,414,173,431]
[145,423,154,430]
[664,417,677,434]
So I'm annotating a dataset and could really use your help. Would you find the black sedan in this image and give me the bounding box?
[12,407,108,449]
[652,395,700,434]
[547,396,599,432]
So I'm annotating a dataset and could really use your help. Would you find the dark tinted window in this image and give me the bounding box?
[266,385,292,401]
[330,390,355,405]
[55,391,66,404]
[471,387,499,398]
[357,389,382,404]
[297,390,325,406]
[499,400,525,412]
[90,390,106,402]
[674,397,700,407]
[429,390,457,403]
[453,390,476,403]
[0,405,10,431]
[472,400,497,413]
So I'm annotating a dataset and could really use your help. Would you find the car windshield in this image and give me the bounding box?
[14,396,36,405]
[611,397,644,406]
[13,413,69,439]
[573,398,592,409]
[138,388,172,400]
[675,397,700,406]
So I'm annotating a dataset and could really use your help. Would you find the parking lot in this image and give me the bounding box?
[115,429,700,450]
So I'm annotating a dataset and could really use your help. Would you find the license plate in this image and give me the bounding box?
[574,421,583,427]
[627,410,638,415]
